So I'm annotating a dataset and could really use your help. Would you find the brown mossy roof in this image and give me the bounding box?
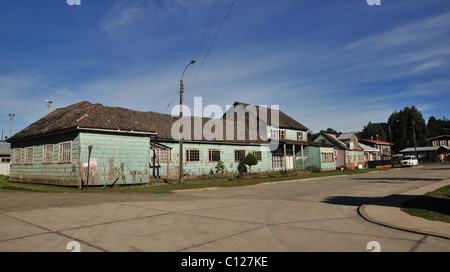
[8,101,307,145]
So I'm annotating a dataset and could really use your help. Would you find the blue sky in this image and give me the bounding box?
[1,0,449,138]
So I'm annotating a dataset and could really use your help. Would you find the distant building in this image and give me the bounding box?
[0,142,11,175]
[398,135,450,162]
[399,146,449,162]
[359,139,391,161]
[313,133,366,170]
[427,135,450,147]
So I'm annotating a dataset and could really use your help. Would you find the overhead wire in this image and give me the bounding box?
[165,0,222,112]
[185,0,236,97]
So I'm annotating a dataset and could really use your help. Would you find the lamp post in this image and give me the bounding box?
[9,114,15,137]
[46,100,53,113]
[412,119,418,159]
[179,59,196,183]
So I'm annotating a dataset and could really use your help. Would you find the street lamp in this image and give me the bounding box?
[9,113,15,137]
[46,100,53,113]
[179,59,196,183]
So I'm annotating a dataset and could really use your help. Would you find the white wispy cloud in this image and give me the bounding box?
[347,12,450,51]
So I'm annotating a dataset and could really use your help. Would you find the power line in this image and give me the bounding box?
[165,0,222,112]
[185,0,236,96]
[166,0,237,111]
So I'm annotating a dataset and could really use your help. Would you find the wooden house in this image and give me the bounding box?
[314,132,366,169]
[7,101,336,186]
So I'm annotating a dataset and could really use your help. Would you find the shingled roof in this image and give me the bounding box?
[7,101,278,144]
[8,101,164,142]
[224,101,309,131]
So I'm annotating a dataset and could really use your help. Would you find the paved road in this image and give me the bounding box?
[0,166,449,252]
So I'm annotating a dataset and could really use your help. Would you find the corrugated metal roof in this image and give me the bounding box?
[0,142,10,155]
[358,142,379,152]
[399,146,449,153]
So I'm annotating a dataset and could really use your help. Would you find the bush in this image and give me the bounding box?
[215,161,225,174]
[243,152,258,172]
[237,162,247,173]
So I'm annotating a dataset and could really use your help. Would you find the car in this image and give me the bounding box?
[401,155,418,167]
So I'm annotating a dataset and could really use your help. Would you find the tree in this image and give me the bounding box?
[388,106,427,153]
[359,122,388,142]
[243,152,258,173]
[310,128,342,141]
[427,116,450,138]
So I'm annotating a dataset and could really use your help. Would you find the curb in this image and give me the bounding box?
[358,204,450,240]
[358,179,450,240]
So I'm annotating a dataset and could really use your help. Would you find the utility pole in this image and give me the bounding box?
[9,114,15,137]
[412,119,418,159]
[388,125,393,167]
[179,59,196,183]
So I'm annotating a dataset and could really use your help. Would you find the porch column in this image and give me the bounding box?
[283,143,287,171]
[293,144,296,170]
[301,144,304,170]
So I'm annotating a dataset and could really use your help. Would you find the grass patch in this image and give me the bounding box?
[401,185,450,223]
[0,167,392,194]
[0,175,81,193]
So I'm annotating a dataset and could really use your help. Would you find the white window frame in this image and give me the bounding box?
[43,144,54,163]
[321,152,335,163]
[59,141,72,163]
[25,147,34,164]
[252,150,263,161]
[154,147,172,163]
[297,131,304,141]
[234,150,246,162]
[208,149,221,162]
[271,129,286,139]
[13,148,22,164]
[185,148,201,163]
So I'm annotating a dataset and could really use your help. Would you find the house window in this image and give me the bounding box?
[297,132,304,141]
[271,129,286,139]
[13,148,22,164]
[234,150,246,162]
[321,152,334,163]
[208,149,221,162]
[186,149,200,162]
[43,144,54,163]
[346,154,353,163]
[1,158,10,163]
[320,139,326,144]
[154,148,172,163]
[272,155,284,168]
[252,150,263,161]
[25,147,34,164]
[59,142,72,163]
[440,141,446,146]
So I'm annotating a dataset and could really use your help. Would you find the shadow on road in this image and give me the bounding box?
[351,177,443,182]
[323,195,450,217]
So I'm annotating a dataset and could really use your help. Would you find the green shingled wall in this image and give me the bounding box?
[78,132,152,186]
[154,142,273,178]
[9,132,80,186]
